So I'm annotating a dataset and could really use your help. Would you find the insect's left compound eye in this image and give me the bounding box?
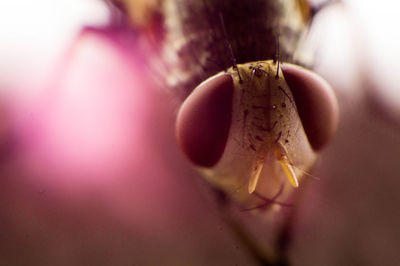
[281,64,339,151]
[176,74,234,167]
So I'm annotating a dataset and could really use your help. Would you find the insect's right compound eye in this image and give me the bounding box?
[176,74,234,167]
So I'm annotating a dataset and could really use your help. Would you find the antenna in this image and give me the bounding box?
[218,12,243,83]
[274,32,280,79]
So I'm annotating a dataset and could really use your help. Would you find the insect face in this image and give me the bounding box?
[177,60,319,208]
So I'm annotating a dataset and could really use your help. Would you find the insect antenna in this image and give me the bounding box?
[218,12,243,83]
[273,32,280,79]
[289,163,320,181]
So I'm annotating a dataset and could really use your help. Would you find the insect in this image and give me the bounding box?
[176,60,322,208]
[111,0,339,209]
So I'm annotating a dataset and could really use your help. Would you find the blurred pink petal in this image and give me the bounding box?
[0,28,258,265]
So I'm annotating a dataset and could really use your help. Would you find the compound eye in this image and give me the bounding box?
[176,74,234,167]
[282,64,339,151]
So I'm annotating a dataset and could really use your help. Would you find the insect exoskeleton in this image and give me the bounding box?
[176,60,336,209]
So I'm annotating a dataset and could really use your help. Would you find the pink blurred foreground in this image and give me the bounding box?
[0,29,260,265]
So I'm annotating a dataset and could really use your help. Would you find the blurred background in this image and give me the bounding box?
[0,0,399,265]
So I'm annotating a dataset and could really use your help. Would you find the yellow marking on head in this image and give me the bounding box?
[248,158,264,194]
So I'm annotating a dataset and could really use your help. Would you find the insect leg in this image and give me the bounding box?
[241,184,293,212]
